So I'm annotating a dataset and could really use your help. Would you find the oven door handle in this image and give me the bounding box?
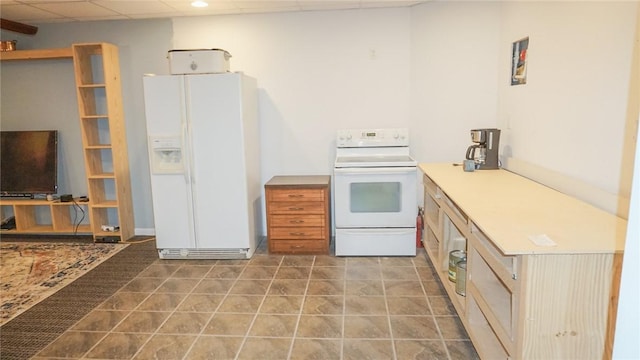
[334,167,416,175]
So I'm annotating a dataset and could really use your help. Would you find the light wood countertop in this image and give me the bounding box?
[419,163,627,255]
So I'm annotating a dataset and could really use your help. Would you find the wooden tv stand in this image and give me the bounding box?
[420,163,626,359]
[0,198,91,234]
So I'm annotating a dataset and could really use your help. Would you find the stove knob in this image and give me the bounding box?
[393,133,400,139]
[346,134,352,140]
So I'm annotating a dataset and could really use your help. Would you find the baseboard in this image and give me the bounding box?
[134,228,156,236]
[502,157,630,219]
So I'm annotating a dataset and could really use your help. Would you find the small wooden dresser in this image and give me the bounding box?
[265,175,331,254]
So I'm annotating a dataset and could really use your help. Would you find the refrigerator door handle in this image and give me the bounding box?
[182,121,191,184]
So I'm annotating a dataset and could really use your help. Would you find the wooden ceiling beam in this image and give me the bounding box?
[0,18,38,35]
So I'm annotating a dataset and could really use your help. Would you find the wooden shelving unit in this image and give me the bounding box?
[72,43,134,242]
[0,43,134,242]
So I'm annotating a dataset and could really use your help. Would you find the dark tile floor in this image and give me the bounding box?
[24,239,477,360]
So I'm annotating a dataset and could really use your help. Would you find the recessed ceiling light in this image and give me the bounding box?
[191,1,209,8]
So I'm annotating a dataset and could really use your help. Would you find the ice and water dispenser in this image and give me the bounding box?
[149,136,183,174]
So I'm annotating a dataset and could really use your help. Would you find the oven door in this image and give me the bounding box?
[334,166,417,228]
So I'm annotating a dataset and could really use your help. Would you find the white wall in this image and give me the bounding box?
[410,2,501,164]
[613,4,640,357]
[172,9,412,187]
[613,119,640,359]
[497,1,638,216]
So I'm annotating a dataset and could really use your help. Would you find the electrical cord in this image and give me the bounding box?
[71,198,86,235]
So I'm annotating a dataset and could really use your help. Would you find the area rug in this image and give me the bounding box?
[0,241,128,325]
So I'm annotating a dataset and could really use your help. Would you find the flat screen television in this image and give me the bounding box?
[1,130,58,197]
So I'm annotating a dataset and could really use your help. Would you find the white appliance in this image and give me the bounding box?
[142,72,261,259]
[334,128,418,256]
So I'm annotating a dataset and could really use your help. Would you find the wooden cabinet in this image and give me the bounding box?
[265,176,331,254]
[72,43,134,242]
[0,44,134,241]
[420,163,626,360]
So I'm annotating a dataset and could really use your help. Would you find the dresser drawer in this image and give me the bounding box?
[268,201,326,214]
[268,189,326,202]
[270,239,327,254]
[269,226,325,240]
[265,175,331,255]
[269,214,325,227]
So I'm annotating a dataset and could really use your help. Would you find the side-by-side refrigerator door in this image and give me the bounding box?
[142,75,196,249]
[185,73,252,249]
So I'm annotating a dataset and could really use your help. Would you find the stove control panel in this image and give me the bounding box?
[337,128,409,148]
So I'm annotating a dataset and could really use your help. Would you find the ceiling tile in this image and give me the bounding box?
[162,0,237,11]
[93,0,177,15]
[0,0,430,23]
[0,3,64,21]
[298,1,360,11]
[31,1,119,18]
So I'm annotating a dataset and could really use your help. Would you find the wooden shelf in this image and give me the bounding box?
[0,47,73,61]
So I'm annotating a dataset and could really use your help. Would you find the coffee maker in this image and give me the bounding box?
[465,128,501,169]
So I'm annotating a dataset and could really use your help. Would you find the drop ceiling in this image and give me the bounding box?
[0,0,429,24]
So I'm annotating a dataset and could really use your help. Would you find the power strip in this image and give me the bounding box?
[94,236,120,243]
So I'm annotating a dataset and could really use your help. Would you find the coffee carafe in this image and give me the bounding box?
[465,128,501,169]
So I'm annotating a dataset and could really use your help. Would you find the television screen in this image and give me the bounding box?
[1,130,58,196]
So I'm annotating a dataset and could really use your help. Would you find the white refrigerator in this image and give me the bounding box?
[142,72,261,259]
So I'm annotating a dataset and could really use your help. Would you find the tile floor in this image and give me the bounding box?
[32,248,479,360]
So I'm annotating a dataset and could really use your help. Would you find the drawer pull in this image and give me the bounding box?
[293,245,304,248]
[290,220,305,224]
[288,194,304,198]
[288,207,304,211]
[290,232,306,236]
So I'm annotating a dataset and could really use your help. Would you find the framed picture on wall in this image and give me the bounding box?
[511,37,529,85]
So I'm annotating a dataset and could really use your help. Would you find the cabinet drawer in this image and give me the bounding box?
[270,239,327,254]
[268,201,326,214]
[269,226,325,240]
[466,290,512,359]
[469,222,518,285]
[424,174,438,196]
[441,191,468,228]
[424,191,441,232]
[270,214,325,227]
[268,189,325,202]
[467,245,517,354]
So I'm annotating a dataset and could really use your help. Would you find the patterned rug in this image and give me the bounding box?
[0,241,128,325]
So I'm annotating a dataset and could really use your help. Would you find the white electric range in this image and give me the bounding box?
[333,128,417,256]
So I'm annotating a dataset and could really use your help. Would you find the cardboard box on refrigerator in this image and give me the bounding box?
[168,49,231,74]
